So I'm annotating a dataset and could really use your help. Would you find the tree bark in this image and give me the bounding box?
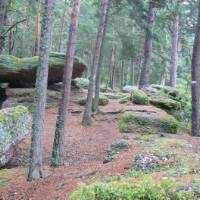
[191,2,200,137]
[120,60,125,90]
[56,0,67,52]
[92,3,110,112]
[139,3,155,90]
[109,40,116,89]
[82,0,110,125]
[27,0,54,181]
[34,0,41,56]
[51,0,80,166]
[130,59,135,86]
[0,0,8,54]
[169,14,179,88]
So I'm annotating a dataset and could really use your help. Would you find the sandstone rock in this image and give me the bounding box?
[0,52,87,88]
[119,110,179,134]
[0,106,31,167]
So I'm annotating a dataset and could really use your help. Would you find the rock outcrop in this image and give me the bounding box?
[119,110,179,134]
[131,87,149,105]
[2,88,61,110]
[0,52,87,88]
[0,106,31,167]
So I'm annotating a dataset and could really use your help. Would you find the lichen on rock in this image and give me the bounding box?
[0,106,31,167]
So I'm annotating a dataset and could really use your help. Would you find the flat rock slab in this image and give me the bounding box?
[0,53,87,88]
[120,110,179,134]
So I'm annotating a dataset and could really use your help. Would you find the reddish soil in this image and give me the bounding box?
[0,91,142,200]
[1,90,200,200]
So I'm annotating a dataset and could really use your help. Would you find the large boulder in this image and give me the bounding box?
[1,88,61,110]
[0,106,31,167]
[0,52,87,88]
[146,84,186,102]
[131,87,149,105]
[119,110,179,134]
[74,95,109,106]
[149,95,181,113]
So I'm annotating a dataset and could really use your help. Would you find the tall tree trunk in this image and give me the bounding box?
[191,2,200,137]
[27,0,54,181]
[124,60,128,86]
[92,3,110,112]
[109,40,116,89]
[169,14,179,88]
[51,0,80,166]
[139,3,155,90]
[34,0,41,56]
[120,60,125,90]
[0,0,8,54]
[160,60,166,86]
[56,0,67,52]
[130,59,134,86]
[92,44,103,112]
[82,0,110,125]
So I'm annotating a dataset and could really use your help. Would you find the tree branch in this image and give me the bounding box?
[1,19,27,37]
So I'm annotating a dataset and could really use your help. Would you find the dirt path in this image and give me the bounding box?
[1,90,200,200]
[0,96,141,200]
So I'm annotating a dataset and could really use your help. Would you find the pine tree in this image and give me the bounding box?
[191,0,200,137]
[139,2,156,90]
[51,0,81,166]
[82,0,110,125]
[27,0,54,181]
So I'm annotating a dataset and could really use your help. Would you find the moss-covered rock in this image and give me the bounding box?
[99,95,109,106]
[0,53,87,87]
[72,78,89,89]
[119,111,179,134]
[149,95,181,113]
[75,95,109,106]
[119,96,130,104]
[146,84,187,103]
[0,106,31,167]
[74,97,87,105]
[122,85,135,93]
[100,85,113,93]
[131,87,149,105]
[2,88,62,111]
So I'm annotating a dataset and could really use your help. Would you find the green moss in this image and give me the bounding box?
[100,85,113,93]
[75,96,109,106]
[99,95,109,106]
[73,78,89,89]
[119,96,130,104]
[0,106,31,167]
[0,169,13,188]
[69,178,195,200]
[119,111,179,134]
[131,87,149,105]
[75,97,87,105]
[137,134,158,142]
[150,95,181,112]
[0,54,86,79]
[0,105,29,124]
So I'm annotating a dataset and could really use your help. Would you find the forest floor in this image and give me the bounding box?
[1,89,200,200]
